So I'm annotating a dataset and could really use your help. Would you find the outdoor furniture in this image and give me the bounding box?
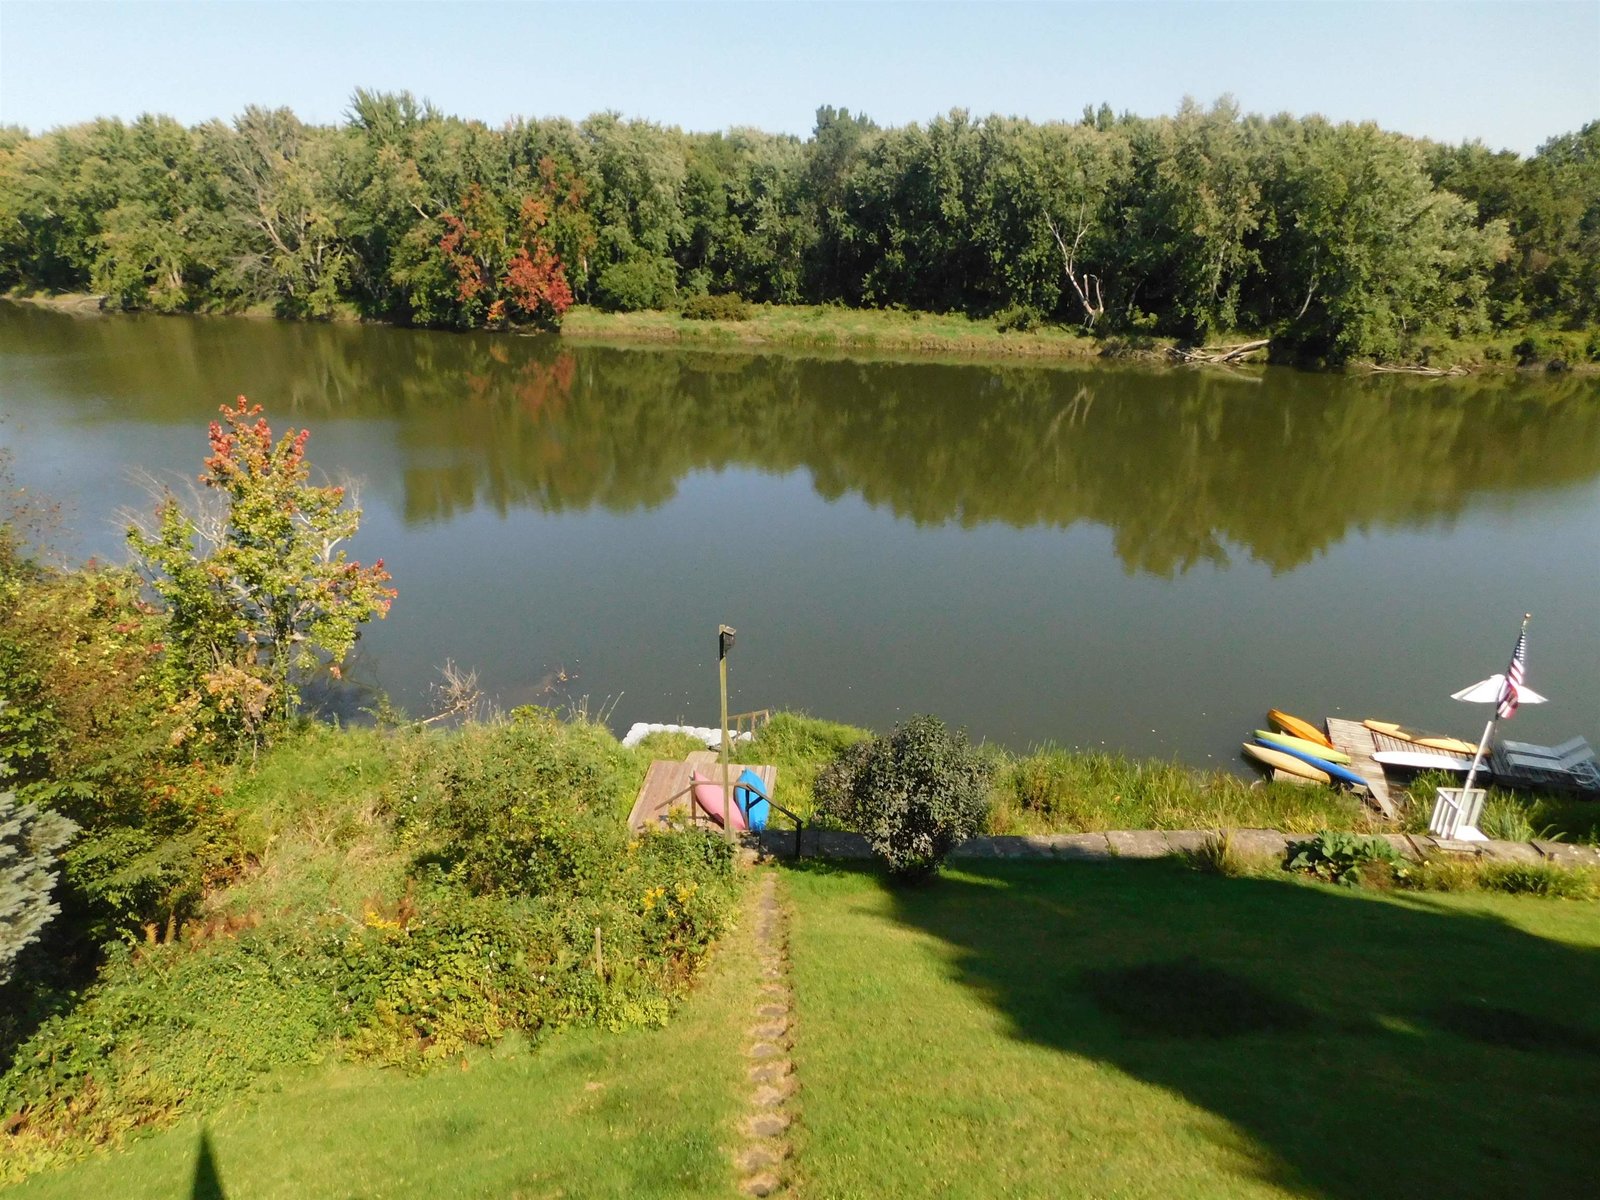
[1490,736,1600,796]
[1429,786,1488,841]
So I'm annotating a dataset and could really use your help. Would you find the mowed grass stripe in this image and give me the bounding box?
[782,859,1600,1199]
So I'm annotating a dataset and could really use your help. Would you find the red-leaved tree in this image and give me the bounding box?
[130,398,396,738]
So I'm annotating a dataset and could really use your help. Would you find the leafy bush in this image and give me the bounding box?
[1,791,77,984]
[994,303,1043,333]
[593,254,678,312]
[0,548,228,944]
[815,715,991,880]
[0,928,341,1175]
[681,293,750,321]
[1286,830,1403,887]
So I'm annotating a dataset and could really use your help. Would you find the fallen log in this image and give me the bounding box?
[1169,338,1271,365]
[1362,363,1469,377]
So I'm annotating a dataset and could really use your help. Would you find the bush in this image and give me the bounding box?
[0,928,341,1173]
[593,254,678,312]
[1286,830,1403,887]
[681,293,750,321]
[994,304,1043,333]
[815,715,991,880]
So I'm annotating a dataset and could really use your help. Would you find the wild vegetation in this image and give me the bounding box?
[0,417,739,1182]
[2,95,1596,362]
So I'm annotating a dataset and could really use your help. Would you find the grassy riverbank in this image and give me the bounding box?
[561,302,1116,362]
[563,304,1600,373]
[11,290,1596,373]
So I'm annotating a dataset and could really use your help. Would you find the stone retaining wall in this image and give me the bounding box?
[746,827,1600,868]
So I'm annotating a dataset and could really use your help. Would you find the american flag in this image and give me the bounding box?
[1498,628,1528,719]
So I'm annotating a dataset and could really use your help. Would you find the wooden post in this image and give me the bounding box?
[593,925,604,980]
[718,625,736,843]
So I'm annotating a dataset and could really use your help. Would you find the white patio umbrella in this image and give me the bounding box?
[1450,614,1546,801]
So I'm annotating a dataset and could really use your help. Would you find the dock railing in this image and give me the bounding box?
[728,709,773,741]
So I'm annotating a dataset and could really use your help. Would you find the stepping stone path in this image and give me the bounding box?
[734,872,797,1197]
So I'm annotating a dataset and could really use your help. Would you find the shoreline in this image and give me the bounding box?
[6,290,1596,376]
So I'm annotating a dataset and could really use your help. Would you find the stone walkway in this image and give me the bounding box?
[732,873,797,1197]
[748,827,1600,868]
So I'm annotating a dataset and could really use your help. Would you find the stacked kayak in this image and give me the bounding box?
[1243,710,1370,793]
[1363,719,1478,756]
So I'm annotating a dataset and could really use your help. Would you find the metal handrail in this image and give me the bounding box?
[659,776,804,859]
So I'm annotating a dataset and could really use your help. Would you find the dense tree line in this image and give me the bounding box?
[1,94,1595,360]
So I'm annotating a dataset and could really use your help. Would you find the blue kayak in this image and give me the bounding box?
[734,768,771,831]
[1253,738,1371,792]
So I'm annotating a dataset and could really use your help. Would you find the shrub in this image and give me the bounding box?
[994,304,1043,333]
[1285,830,1403,887]
[0,928,341,1172]
[814,715,991,880]
[681,293,750,321]
[593,255,678,312]
[0,549,227,943]
[398,710,632,898]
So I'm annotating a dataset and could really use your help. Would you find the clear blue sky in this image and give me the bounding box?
[2,1,1596,153]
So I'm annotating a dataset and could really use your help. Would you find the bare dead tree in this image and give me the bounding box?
[1045,206,1106,328]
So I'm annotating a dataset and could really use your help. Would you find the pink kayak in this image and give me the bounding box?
[691,770,748,831]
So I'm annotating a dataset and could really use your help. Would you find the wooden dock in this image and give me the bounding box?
[1268,717,1398,820]
[627,750,777,833]
[1323,717,1397,819]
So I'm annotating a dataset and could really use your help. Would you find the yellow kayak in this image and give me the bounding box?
[1255,730,1352,765]
[1244,742,1331,784]
[1363,720,1477,756]
[1268,709,1334,749]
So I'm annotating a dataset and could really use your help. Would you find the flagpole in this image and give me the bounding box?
[1460,717,1496,798]
[1462,613,1531,798]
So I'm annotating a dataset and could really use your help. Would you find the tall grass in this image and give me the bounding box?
[734,718,1373,836]
[990,746,1371,835]
[1402,773,1600,844]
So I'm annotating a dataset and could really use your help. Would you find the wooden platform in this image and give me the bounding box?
[627,750,777,833]
[1322,717,1397,819]
[1267,717,1397,819]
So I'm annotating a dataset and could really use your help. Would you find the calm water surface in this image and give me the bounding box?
[2,302,1597,767]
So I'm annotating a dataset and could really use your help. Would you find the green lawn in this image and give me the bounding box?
[785,859,1600,1199]
[12,860,1600,1198]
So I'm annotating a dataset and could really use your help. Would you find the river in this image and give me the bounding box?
[2,301,1596,766]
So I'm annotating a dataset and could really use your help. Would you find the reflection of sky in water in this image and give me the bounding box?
[3,303,1597,764]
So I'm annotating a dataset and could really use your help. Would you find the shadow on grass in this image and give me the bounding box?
[190,1129,226,1200]
[791,857,1600,1198]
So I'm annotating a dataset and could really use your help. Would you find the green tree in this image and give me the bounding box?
[0,788,77,984]
[1249,118,1507,361]
[211,107,351,316]
[129,398,396,734]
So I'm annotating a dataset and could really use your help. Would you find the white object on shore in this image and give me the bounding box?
[1373,750,1480,773]
[620,722,754,749]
